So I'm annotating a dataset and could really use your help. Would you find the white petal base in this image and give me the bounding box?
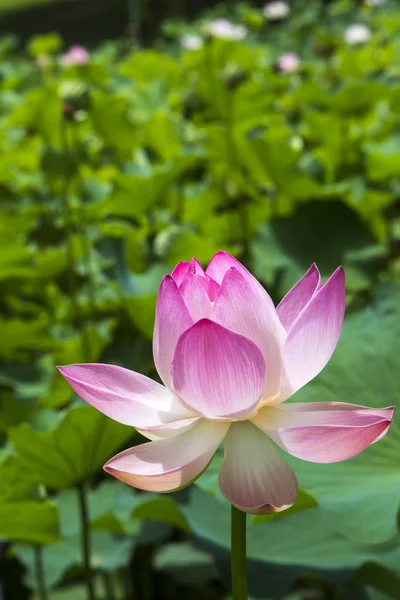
[218,421,298,514]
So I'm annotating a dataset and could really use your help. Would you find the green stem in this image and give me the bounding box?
[34,545,48,600]
[176,117,185,222]
[127,0,141,42]
[173,0,185,18]
[101,572,117,600]
[231,505,247,600]
[122,566,135,598]
[60,118,92,361]
[139,545,153,600]
[224,78,250,267]
[239,200,250,267]
[69,119,98,340]
[77,484,95,600]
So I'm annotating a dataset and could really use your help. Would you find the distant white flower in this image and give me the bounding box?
[263,1,290,20]
[208,19,248,41]
[344,23,371,45]
[278,52,300,73]
[364,0,386,6]
[61,45,90,66]
[182,34,203,51]
[290,135,304,151]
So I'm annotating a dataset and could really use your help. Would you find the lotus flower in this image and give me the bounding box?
[181,34,203,51]
[344,24,371,45]
[207,19,248,41]
[263,1,290,20]
[59,253,393,514]
[278,52,300,74]
[60,45,90,67]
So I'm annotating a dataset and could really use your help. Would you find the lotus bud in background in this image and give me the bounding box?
[263,1,290,21]
[344,24,371,45]
[60,45,90,67]
[278,52,300,74]
[207,19,248,41]
[181,33,203,51]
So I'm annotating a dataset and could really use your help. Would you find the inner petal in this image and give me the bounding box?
[179,272,213,321]
[204,274,220,301]
[172,319,266,420]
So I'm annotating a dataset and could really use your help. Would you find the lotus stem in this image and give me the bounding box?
[34,545,48,600]
[127,0,141,42]
[231,504,248,600]
[77,483,95,600]
[60,117,93,362]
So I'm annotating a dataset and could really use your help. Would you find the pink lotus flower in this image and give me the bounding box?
[278,52,300,74]
[207,19,248,41]
[60,45,90,67]
[58,253,393,514]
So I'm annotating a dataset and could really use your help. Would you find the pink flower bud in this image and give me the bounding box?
[278,51,300,73]
[61,45,90,67]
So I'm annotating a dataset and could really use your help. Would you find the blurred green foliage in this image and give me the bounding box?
[0,0,56,15]
[0,0,400,598]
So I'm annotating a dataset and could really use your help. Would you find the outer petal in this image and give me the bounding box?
[58,364,193,428]
[206,252,275,308]
[277,264,321,332]
[179,271,212,321]
[219,421,298,514]
[212,268,286,401]
[253,402,394,463]
[280,267,345,400]
[153,275,193,390]
[205,275,220,301]
[104,419,229,492]
[172,319,266,420]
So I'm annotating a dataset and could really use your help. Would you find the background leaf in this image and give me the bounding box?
[10,405,134,490]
